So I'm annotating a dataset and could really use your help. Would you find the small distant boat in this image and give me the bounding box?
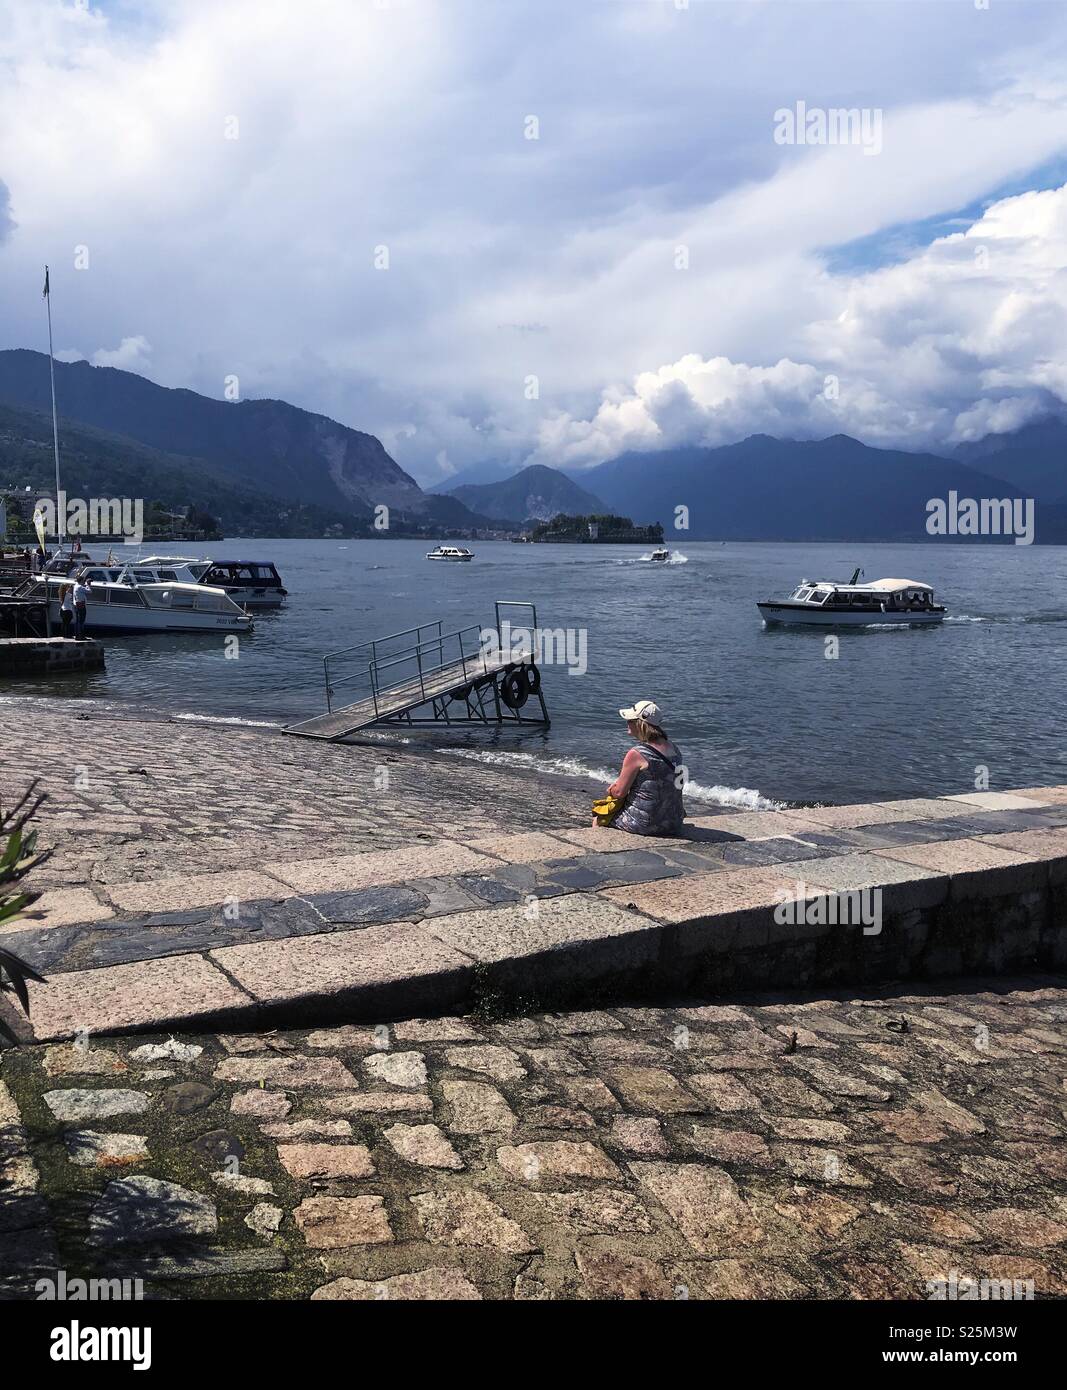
[427,546,474,562]
[649,547,671,563]
[758,569,947,626]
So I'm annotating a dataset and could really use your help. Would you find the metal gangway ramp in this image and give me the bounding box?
[284,601,549,741]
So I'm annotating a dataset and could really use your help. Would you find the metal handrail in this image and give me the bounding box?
[354,627,484,678]
[321,605,538,715]
[495,600,538,637]
[324,624,485,713]
[323,619,443,664]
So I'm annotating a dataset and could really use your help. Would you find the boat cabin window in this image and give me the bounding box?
[194,591,232,612]
[809,589,829,603]
[206,564,274,584]
[107,588,144,606]
[156,568,179,581]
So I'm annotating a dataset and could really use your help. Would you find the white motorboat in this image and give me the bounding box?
[131,556,287,609]
[758,571,947,626]
[43,552,287,609]
[426,545,474,561]
[17,569,254,634]
[649,548,671,563]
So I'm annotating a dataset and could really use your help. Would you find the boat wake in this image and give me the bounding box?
[945,613,1067,625]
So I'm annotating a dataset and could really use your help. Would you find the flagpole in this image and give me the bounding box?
[43,265,64,545]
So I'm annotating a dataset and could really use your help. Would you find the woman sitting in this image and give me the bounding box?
[596,699,685,836]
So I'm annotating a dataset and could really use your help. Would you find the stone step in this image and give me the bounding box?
[9,787,1067,1042]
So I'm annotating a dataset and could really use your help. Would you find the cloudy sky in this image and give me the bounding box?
[1,0,1066,485]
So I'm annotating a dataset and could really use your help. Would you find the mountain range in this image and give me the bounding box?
[0,350,497,537]
[2,347,1066,541]
[563,427,1067,542]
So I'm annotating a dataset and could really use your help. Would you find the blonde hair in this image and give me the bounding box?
[632,717,666,743]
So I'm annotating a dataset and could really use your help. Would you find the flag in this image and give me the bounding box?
[32,503,47,550]
[43,267,49,298]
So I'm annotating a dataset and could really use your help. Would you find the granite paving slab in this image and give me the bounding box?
[795,803,935,830]
[6,889,114,934]
[975,828,1067,884]
[424,895,661,993]
[263,841,498,894]
[770,852,947,912]
[599,866,817,925]
[944,791,1054,810]
[210,921,475,1023]
[25,956,254,1042]
[717,836,841,867]
[684,811,826,840]
[812,818,990,851]
[106,870,286,914]
[875,838,1048,899]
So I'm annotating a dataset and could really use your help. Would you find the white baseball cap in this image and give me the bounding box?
[619,699,664,724]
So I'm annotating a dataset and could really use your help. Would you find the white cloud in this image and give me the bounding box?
[0,0,1065,483]
[539,182,1067,466]
[0,179,14,243]
[90,335,153,371]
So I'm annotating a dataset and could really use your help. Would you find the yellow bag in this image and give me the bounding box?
[592,794,622,826]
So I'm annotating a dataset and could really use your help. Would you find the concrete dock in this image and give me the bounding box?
[0,705,1063,1301]
[4,785,1067,1040]
[0,636,104,676]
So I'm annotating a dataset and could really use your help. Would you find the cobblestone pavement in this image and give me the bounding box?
[0,704,587,892]
[2,978,1065,1300]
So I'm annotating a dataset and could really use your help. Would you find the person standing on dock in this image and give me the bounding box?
[72,576,89,640]
[59,584,75,638]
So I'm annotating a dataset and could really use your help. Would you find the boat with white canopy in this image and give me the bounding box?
[758,570,947,626]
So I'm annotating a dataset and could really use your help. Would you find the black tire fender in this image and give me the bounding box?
[501,667,528,709]
[524,663,541,695]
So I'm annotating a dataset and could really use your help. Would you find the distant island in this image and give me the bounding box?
[528,513,664,544]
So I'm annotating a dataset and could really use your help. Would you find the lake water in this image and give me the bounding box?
[6,538,1066,808]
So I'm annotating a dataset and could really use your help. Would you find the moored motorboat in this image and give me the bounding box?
[15,569,254,634]
[758,571,946,626]
[136,556,288,609]
[44,554,288,609]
